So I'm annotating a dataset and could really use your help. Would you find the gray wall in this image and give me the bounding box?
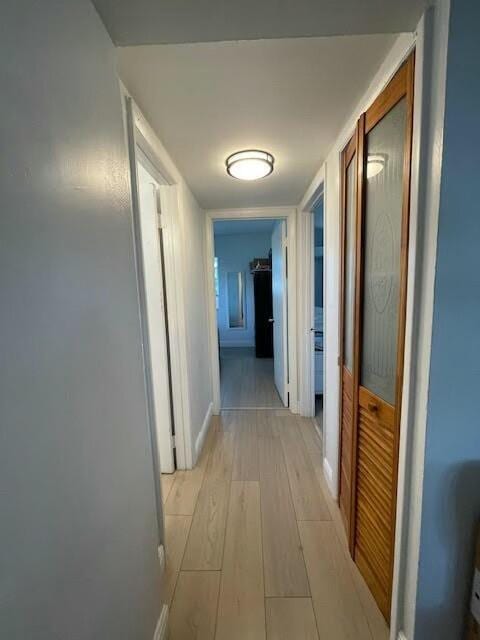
[415,0,480,636]
[0,1,162,637]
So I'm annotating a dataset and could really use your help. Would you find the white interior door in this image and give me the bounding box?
[137,162,175,473]
[271,220,288,406]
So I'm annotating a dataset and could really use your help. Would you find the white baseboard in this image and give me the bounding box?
[312,420,322,441]
[153,604,168,640]
[288,395,299,414]
[219,340,255,348]
[195,401,213,462]
[323,457,336,498]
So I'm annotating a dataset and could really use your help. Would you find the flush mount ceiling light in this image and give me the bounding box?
[226,149,274,181]
[367,153,387,179]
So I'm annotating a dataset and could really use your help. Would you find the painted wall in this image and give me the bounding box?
[0,1,162,637]
[215,233,272,347]
[180,184,214,457]
[415,0,480,636]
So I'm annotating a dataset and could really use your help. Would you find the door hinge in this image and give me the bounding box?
[157,210,163,229]
[171,434,176,448]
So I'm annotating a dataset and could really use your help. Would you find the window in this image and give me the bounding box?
[214,257,219,309]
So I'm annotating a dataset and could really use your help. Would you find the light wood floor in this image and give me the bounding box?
[220,347,283,409]
[161,410,388,640]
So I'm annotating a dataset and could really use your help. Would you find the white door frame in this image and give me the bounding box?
[297,181,324,417]
[205,207,298,415]
[136,161,175,473]
[271,220,289,406]
[124,94,189,471]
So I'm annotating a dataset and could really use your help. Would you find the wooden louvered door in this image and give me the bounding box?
[338,134,357,537]
[351,52,414,622]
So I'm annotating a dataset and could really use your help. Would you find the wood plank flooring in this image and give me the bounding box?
[220,347,283,408]
[216,481,265,640]
[266,598,319,640]
[163,410,388,640]
[169,571,221,640]
[181,430,234,570]
[258,413,310,597]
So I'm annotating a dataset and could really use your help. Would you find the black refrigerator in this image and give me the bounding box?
[253,270,274,358]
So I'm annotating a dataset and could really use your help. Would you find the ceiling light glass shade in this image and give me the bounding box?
[226,150,274,180]
[366,153,387,179]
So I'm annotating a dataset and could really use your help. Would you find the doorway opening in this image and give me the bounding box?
[135,158,177,472]
[213,218,286,409]
[312,196,324,437]
[298,183,325,432]
[124,95,191,481]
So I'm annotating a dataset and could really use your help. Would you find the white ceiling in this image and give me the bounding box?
[93,0,425,45]
[214,219,278,236]
[119,35,397,209]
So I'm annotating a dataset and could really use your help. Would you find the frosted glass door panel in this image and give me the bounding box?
[344,156,356,372]
[360,98,406,405]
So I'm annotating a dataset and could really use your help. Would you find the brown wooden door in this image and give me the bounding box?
[338,134,357,537]
[351,52,414,622]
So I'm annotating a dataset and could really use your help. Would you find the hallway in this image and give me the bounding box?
[220,348,283,408]
[2,0,477,638]
[161,410,388,640]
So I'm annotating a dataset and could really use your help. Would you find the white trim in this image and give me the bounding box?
[123,95,164,543]
[299,166,326,214]
[397,633,408,640]
[390,18,427,639]
[157,544,166,574]
[272,220,289,406]
[205,207,298,415]
[205,215,221,414]
[134,107,192,470]
[153,604,169,640]
[312,418,322,442]
[120,86,195,470]
[297,175,325,417]
[195,401,213,460]
[157,185,189,469]
[322,457,335,495]
[135,161,175,474]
